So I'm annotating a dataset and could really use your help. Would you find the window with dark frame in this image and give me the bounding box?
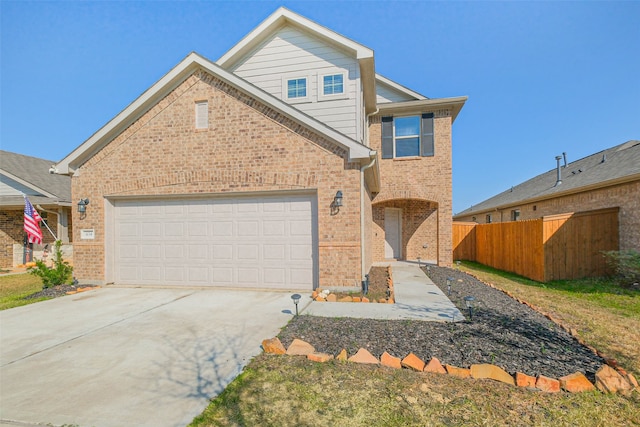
[381,113,434,159]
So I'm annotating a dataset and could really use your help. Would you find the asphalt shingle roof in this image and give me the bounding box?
[455,140,640,217]
[0,150,71,206]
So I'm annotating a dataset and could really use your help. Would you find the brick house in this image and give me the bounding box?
[55,7,466,289]
[1,151,72,268]
[454,140,640,251]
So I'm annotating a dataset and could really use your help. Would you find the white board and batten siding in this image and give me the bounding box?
[230,25,363,142]
[109,194,317,290]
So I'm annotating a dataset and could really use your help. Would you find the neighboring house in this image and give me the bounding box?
[55,7,466,289]
[0,151,72,268]
[454,140,640,251]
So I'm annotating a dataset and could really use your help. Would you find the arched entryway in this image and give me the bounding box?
[372,199,439,263]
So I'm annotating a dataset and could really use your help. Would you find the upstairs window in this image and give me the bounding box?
[381,113,434,158]
[195,101,208,129]
[322,74,344,95]
[287,78,307,99]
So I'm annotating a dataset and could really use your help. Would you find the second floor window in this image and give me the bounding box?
[381,113,434,158]
[322,74,344,95]
[287,78,307,99]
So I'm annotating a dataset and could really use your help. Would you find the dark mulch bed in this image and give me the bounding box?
[25,284,98,300]
[279,265,604,381]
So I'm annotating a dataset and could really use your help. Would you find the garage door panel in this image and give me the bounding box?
[114,194,315,288]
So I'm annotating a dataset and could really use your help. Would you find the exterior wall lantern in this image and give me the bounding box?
[330,190,343,215]
[77,198,90,214]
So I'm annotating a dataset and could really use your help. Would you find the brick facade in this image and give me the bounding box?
[367,112,453,266]
[72,69,364,288]
[456,180,640,251]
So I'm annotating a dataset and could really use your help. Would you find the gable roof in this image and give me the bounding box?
[455,140,640,217]
[0,150,71,207]
[56,52,375,175]
[216,7,378,114]
[375,74,428,102]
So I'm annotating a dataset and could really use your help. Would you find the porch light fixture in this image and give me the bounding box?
[446,277,453,296]
[291,293,301,316]
[464,296,476,321]
[331,190,343,215]
[77,198,90,214]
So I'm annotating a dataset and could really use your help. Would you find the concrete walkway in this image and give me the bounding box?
[302,262,464,321]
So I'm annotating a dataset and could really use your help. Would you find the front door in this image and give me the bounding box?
[384,208,401,259]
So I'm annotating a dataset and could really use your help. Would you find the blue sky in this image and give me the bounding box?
[1,1,638,214]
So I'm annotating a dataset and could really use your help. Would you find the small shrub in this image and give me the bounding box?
[603,249,640,286]
[28,240,73,288]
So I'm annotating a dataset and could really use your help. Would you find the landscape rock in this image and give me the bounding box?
[338,296,353,303]
[515,372,537,388]
[352,297,361,302]
[286,338,315,356]
[445,365,471,378]
[361,297,370,303]
[401,352,425,372]
[326,294,337,302]
[559,372,595,393]
[380,351,402,369]
[595,364,632,394]
[315,296,326,302]
[424,357,447,374]
[348,348,379,365]
[261,337,286,355]
[336,349,348,362]
[536,375,560,393]
[307,352,334,363]
[470,364,515,386]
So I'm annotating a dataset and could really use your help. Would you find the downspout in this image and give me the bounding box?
[360,154,377,279]
[360,107,380,280]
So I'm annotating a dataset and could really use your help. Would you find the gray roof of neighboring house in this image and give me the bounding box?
[455,140,640,217]
[0,150,71,207]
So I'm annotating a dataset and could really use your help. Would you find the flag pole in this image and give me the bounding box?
[41,217,58,241]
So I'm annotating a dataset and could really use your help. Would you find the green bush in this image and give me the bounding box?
[603,249,640,285]
[28,240,73,288]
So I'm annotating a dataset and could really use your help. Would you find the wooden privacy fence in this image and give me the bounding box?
[453,207,619,282]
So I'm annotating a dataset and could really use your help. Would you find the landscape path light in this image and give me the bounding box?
[464,296,476,321]
[446,277,453,296]
[291,293,301,316]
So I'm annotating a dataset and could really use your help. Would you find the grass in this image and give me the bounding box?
[192,263,640,426]
[191,355,639,427]
[0,272,47,310]
[456,261,640,377]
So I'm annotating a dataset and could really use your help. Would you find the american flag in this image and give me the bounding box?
[24,196,43,245]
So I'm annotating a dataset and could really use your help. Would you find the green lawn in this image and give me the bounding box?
[191,263,640,426]
[0,273,47,310]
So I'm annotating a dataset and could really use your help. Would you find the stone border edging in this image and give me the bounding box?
[312,266,395,304]
[460,270,639,390]
[261,337,638,395]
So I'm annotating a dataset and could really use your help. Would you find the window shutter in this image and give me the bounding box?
[421,113,434,157]
[381,116,394,159]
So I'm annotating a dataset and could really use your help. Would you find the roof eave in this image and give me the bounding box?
[375,74,428,101]
[454,173,640,218]
[377,96,468,123]
[57,52,373,174]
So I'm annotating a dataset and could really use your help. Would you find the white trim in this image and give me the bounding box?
[217,7,374,68]
[377,96,468,123]
[56,52,374,174]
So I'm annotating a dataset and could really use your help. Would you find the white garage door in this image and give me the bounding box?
[112,194,316,289]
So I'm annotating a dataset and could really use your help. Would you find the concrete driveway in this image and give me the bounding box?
[0,287,298,427]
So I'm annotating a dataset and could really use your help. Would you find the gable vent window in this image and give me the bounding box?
[287,78,307,99]
[195,101,208,129]
[381,113,434,159]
